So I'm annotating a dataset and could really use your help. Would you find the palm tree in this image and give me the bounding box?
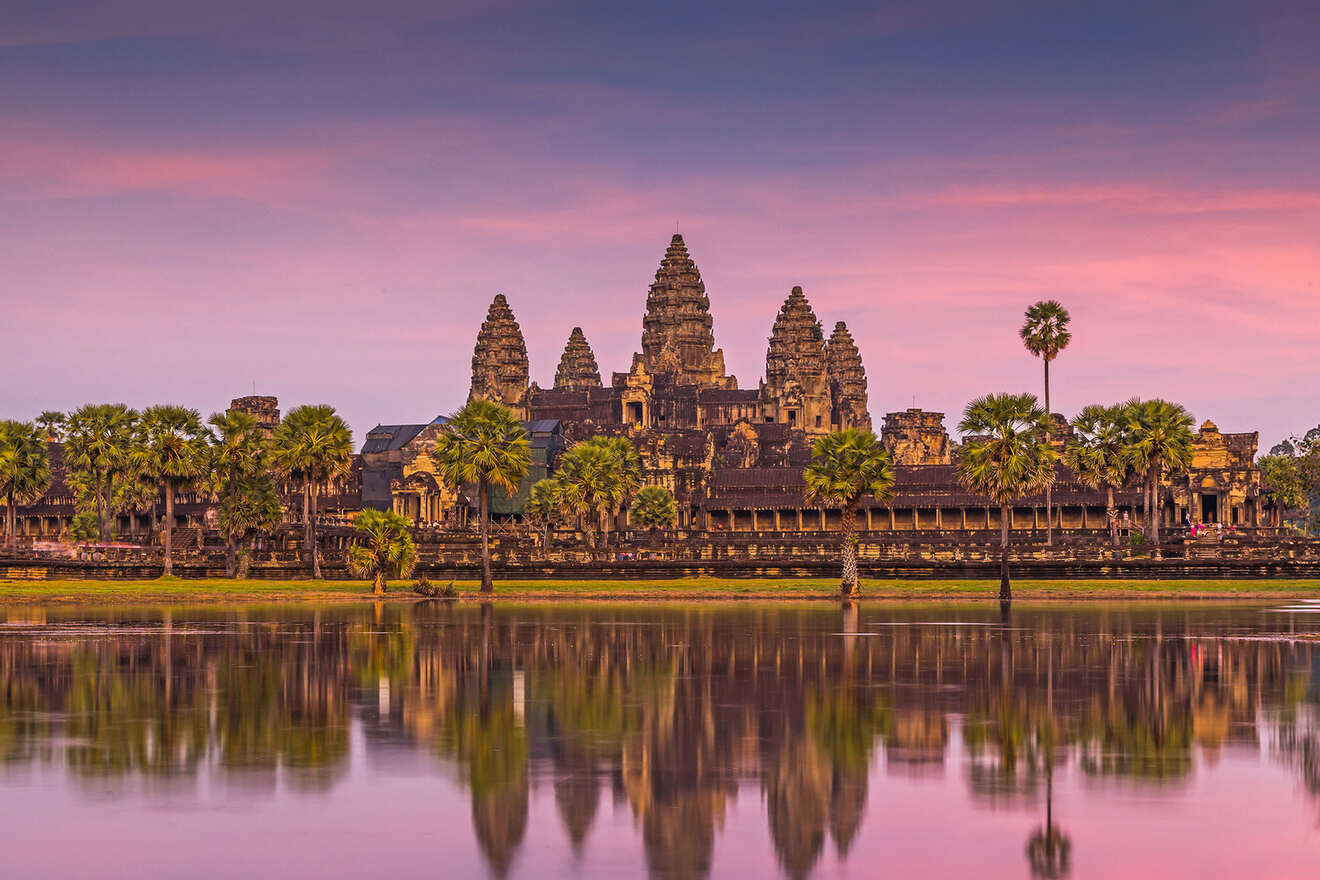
[207,410,283,577]
[631,485,678,545]
[36,411,66,443]
[0,421,52,548]
[140,405,210,576]
[272,404,354,579]
[1020,301,1071,546]
[598,436,641,548]
[63,403,138,542]
[525,478,561,558]
[957,393,1056,601]
[555,437,627,560]
[803,428,895,597]
[1064,405,1130,547]
[432,399,531,592]
[1122,399,1194,547]
[348,508,417,595]
[1259,453,1305,531]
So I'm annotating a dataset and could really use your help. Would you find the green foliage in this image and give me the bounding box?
[348,508,417,594]
[956,394,1056,506]
[63,403,139,541]
[206,410,283,550]
[1020,300,1071,362]
[554,435,641,543]
[412,575,457,598]
[272,404,354,489]
[1121,398,1195,477]
[631,485,678,530]
[432,399,531,499]
[69,511,100,543]
[36,411,66,443]
[804,429,894,508]
[1065,405,1129,491]
[139,405,210,490]
[0,420,53,513]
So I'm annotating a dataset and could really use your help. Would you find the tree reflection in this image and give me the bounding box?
[0,604,1316,878]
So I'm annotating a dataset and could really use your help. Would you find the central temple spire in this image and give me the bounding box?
[636,234,732,388]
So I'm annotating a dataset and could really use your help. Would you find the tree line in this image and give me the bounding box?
[1,404,353,578]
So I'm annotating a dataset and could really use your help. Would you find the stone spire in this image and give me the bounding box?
[765,286,827,389]
[761,286,832,435]
[826,321,871,431]
[553,327,602,391]
[637,234,732,388]
[469,293,529,414]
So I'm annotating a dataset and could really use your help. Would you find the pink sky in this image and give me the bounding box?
[3,0,1317,447]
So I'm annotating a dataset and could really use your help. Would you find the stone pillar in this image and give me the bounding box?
[729,510,736,531]
[866,508,873,531]
[889,508,895,530]
[960,508,967,530]
[935,508,943,530]
[774,510,781,531]
[911,508,918,530]
[796,509,803,531]
[819,509,826,530]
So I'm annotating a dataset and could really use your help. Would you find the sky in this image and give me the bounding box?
[3,0,1318,450]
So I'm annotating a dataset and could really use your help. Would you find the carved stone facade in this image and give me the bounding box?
[228,395,280,436]
[1168,420,1261,526]
[881,409,951,466]
[553,327,602,391]
[470,294,530,416]
[638,234,733,389]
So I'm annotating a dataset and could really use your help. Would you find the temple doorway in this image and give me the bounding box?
[1201,493,1218,524]
[627,402,644,426]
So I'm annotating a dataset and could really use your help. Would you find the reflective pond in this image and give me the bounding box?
[3,601,1320,878]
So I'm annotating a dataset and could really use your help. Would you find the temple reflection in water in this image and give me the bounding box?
[2,603,1319,879]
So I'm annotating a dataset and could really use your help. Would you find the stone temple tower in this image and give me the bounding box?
[760,286,833,435]
[553,327,603,391]
[469,293,530,416]
[826,321,871,431]
[636,234,733,388]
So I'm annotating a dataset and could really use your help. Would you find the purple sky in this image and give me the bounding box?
[3,0,1318,449]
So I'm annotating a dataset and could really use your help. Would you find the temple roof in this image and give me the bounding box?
[637,234,730,387]
[470,293,530,407]
[553,327,603,391]
[765,286,827,390]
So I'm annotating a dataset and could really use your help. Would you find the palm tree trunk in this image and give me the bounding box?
[163,478,175,577]
[479,477,493,593]
[226,537,237,578]
[95,478,107,542]
[601,507,611,559]
[373,571,385,596]
[1150,460,1161,546]
[1107,486,1117,547]
[310,483,322,579]
[1044,358,1053,547]
[841,501,859,597]
[999,502,1012,602]
[6,493,15,550]
[302,482,312,573]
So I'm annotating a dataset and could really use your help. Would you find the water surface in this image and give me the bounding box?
[3,600,1320,879]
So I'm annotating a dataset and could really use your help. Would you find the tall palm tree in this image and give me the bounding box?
[348,508,417,595]
[1064,404,1130,547]
[957,393,1056,601]
[140,405,211,576]
[1123,399,1194,547]
[555,437,627,560]
[0,421,52,548]
[207,410,283,577]
[272,404,354,579]
[1020,301,1071,546]
[598,436,641,547]
[432,399,531,592]
[803,428,895,597]
[63,403,138,542]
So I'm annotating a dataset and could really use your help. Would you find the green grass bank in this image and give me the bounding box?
[3,576,1320,604]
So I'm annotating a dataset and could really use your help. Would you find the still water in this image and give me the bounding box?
[2,600,1320,879]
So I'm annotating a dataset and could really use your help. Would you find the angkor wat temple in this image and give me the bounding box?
[366,233,1266,537]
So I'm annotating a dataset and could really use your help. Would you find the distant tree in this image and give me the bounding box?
[1065,404,1130,546]
[803,429,895,597]
[69,511,99,544]
[1122,399,1194,545]
[957,393,1056,602]
[631,485,678,544]
[139,405,211,576]
[595,436,641,548]
[555,437,632,560]
[432,399,530,592]
[207,410,283,577]
[36,411,66,443]
[348,508,417,596]
[0,421,52,548]
[63,404,138,542]
[1259,454,1307,530]
[524,478,562,557]
[1020,301,1071,547]
[273,405,354,579]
